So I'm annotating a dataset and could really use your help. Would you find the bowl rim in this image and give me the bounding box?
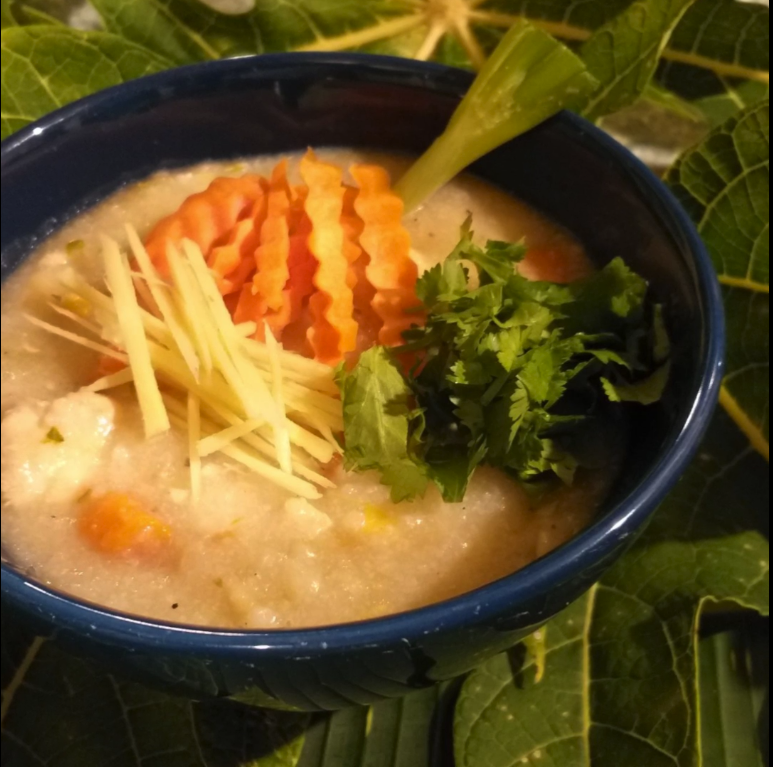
[0,52,725,656]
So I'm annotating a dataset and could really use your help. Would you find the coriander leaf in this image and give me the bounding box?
[338,347,428,502]
[449,359,490,387]
[451,228,527,285]
[602,362,672,406]
[42,426,64,444]
[587,348,631,368]
[425,443,486,503]
[507,383,530,445]
[415,259,469,306]
[399,224,668,492]
[380,459,431,504]
[564,257,648,334]
[518,335,585,406]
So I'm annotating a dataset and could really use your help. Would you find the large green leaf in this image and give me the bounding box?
[2,1,768,141]
[1,618,308,766]
[580,0,699,120]
[699,628,768,767]
[1,611,455,767]
[88,0,769,80]
[1,0,15,29]
[0,25,173,140]
[89,0,420,65]
[658,0,769,122]
[668,101,770,461]
[455,407,770,767]
[296,685,451,767]
[478,0,768,77]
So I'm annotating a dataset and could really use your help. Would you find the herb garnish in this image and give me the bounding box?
[338,223,670,502]
[43,426,65,444]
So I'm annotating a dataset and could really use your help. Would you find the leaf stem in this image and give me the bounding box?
[296,14,425,53]
[719,386,770,461]
[718,275,770,294]
[0,637,45,726]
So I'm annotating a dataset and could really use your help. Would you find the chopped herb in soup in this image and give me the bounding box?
[0,150,667,629]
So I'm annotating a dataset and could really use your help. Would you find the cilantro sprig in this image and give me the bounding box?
[337,223,671,503]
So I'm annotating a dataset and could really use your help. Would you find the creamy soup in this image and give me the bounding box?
[1,151,614,629]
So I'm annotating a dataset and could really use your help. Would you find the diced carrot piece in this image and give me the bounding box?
[95,354,128,379]
[79,493,171,557]
[254,160,292,313]
[300,151,359,365]
[351,165,422,347]
[519,247,595,284]
[145,176,265,273]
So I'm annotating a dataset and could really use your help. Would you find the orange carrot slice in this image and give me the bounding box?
[254,160,292,313]
[519,246,594,284]
[79,493,171,557]
[341,185,364,291]
[351,164,421,347]
[145,176,265,272]
[233,283,262,327]
[300,151,358,365]
[209,212,262,295]
[95,354,128,380]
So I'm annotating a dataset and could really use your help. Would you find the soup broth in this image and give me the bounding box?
[1,151,613,629]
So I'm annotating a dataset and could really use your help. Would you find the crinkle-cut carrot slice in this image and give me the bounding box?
[209,212,262,295]
[268,230,316,352]
[285,231,316,324]
[351,253,381,354]
[351,164,421,347]
[233,283,262,328]
[342,187,380,352]
[300,151,358,365]
[79,492,172,558]
[341,185,364,291]
[254,160,292,313]
[221,254,258,297]
[233,230,314,344]
[145,175,265,272]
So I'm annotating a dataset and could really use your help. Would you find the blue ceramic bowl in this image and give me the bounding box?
[0,54,724,711]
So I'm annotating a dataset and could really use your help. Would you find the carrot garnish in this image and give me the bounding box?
[209,214,262,295]
[95,353,128,380]
[79,492,172,557]
[518,246,594,284]
[145,176,264,272]
[300,151,358,365]
[351,164,421,347]
[254,161,292,313]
